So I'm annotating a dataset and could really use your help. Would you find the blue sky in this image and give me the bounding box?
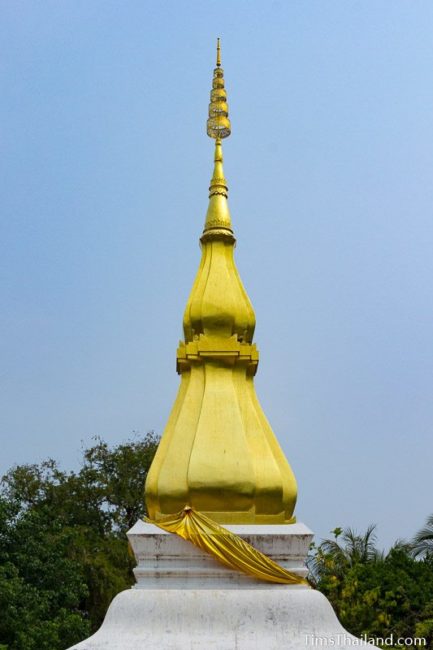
[1,1,432,549]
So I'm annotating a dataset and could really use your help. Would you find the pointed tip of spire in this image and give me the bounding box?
[216,37,221,67]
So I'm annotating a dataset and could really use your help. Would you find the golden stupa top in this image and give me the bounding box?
[145,40,297,525]
[185,39,255,343]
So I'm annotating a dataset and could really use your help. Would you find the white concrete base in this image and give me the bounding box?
[70,586,366,649]
[69,522,370,649]
[129,520,313,588]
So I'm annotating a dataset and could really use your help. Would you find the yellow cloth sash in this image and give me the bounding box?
[146,507,308,586]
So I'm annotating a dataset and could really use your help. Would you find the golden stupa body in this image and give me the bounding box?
[145,41,297,524]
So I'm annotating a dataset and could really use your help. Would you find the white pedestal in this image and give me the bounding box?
[69,521,369,649]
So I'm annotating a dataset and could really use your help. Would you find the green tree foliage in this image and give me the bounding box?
[309,524,433,647]
[0,432,158,650]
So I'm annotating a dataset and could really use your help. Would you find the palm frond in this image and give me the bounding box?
[411,513,433,558]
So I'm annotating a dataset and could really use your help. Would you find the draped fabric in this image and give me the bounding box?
[146,506,308,586]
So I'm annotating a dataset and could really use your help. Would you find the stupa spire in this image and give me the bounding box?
[204,39,232,234]
[145,40,298,524]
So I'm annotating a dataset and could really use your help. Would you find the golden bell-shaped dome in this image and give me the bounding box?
[145,40,297,524]
[183,141,256,346]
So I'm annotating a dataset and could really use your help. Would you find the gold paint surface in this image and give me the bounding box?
[145,40,298,524]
